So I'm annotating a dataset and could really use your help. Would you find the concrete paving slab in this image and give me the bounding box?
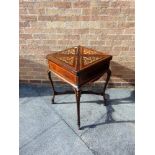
[20,121,93,155]
[19,85,135,155]
[78,89,135,155]
[42,88,134,131]
[44,94,108,135]
[20,97,60,148]
[81,123,134,155]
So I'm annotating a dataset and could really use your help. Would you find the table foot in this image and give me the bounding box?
[78,126,81,130]
[103,98,108,106]
[51,98,55,104]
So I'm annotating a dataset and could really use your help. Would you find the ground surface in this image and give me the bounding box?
[19,84,135,155]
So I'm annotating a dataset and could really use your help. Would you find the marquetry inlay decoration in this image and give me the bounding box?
[57,56,75,66]
[82,48,100,55]
[50,46,109,71]
[82,56,102,66]
[59,48,77,55]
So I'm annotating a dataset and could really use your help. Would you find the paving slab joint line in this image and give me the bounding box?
[19,120,61,150]
[49,106,96,155]
[80,112,107,137]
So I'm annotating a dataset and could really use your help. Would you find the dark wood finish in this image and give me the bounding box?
[74,88,81,129]
[48,71,56,104]
[102,69,111,106]
[46,45,112,129]
[48,61,77,85]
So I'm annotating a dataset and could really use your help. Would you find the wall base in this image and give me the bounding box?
[19,80,135,88]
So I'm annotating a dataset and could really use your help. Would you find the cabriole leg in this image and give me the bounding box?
[103,69,111,106]
[48,70,56,104]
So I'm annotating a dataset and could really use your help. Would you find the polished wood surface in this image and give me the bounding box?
[46,45,112,129]
[47,45,112,88]
[46,45,112,73]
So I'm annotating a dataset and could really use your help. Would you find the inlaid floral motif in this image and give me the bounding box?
[58,56,74,66]
[83,56,102,66]
[59,48,76,55]
[83,48,99,55]
[53,46,107,70]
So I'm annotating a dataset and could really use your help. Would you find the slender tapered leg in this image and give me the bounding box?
[103,69,111,106]
[74,88,81,130]
[48,70,56,104]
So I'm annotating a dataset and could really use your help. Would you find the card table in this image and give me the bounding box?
[46,46,112,129]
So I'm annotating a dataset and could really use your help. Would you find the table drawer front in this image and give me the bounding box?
[79,62,110,85]
[48,61,77,85]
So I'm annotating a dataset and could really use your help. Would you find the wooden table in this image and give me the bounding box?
[46,46,112,129]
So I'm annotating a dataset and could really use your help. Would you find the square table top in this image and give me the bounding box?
[46,46,112,74]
